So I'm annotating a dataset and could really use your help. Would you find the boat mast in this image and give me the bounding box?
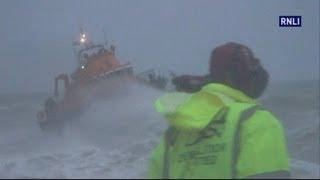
[72,27,89,66]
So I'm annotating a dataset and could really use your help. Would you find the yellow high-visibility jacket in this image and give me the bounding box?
[148,83,290,179]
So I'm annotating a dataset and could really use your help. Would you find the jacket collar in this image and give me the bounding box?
[201,83,257,104]
[155,83,257,131]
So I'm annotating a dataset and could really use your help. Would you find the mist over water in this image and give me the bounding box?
[0,0,318,178]
[0,82,166,178]
[0,80,319,178]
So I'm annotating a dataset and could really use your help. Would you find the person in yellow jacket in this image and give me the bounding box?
[148,42,290,179]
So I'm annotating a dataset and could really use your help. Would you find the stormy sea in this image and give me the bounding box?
[0,80,319,178]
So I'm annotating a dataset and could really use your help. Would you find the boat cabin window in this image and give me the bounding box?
[78,45,106,64]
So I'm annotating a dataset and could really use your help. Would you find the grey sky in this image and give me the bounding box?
[0,0,319,93]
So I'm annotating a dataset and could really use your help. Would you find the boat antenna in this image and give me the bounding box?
[111,40,116,55]
[103,27,108,47]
